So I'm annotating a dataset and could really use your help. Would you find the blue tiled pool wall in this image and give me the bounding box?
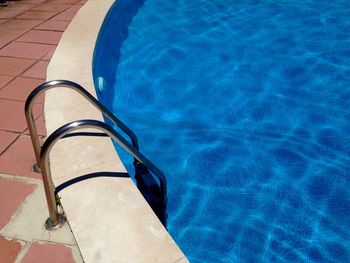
[93,0,146,110]
[93,0,350,262]
[93,0,148,180]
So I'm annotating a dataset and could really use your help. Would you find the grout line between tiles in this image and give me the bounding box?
[0,133,20,156]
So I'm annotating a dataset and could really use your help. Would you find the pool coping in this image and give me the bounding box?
[45,0,187,262]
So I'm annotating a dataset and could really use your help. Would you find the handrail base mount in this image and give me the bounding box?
[32,163,41,173]
[45,214,66,230]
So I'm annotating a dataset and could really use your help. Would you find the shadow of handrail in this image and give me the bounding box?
[55,171,129,193]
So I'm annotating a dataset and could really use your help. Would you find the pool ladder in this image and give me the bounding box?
[25,80,167,230]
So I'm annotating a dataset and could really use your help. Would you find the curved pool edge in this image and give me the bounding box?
[45,0,187,262]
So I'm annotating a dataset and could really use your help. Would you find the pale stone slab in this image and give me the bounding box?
[49,135,126,185]
[60,178,184,263]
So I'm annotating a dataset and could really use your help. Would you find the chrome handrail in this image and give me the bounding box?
[40,119,167,228]
[24,80,139,172]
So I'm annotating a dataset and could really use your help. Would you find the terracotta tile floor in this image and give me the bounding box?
[27,113,46,136]
[0,0,85,261]
[0,77,45,102]
[0,236,24,263]
[17,29,63,45]
[50,9,76,21]
[51,0,82,5]
[22,242,77,263]
[0,11,22,19]
[0,28,28,48]
[2,3,35,13]
[0,57,36,76]
[0,99,42,132]
[0,41,55,59]
[0,76,14,88]
[35,19,69,31]
[0,135,43,179]
[1,19,44,29]
[41,48,55,60]
[22,60,49,79]
[0,130,18,154]
[32,3,71,12]
[15,10,58,20]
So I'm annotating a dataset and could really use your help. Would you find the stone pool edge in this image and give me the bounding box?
[45,0,187,262]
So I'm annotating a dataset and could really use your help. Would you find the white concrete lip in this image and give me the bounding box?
[45,0,188,262]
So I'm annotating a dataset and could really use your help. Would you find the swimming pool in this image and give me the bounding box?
[93,0,350,262]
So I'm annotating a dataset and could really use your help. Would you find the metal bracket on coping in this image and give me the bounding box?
[45,214,66,230]
[32,163,41,173]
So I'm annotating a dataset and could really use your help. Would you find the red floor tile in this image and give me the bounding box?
[0,10,22,19]
[0,236,24,263]
[77,0,88,4]
[0,130,18,154]
[0,98,42,132]
[0,28,28,48]
[36,114,46,136]
[15,11,58,20]
[32,3,71,12]
[64,4,82,14]
[50,0,81,4]
[41,48,56,60]
[0,76,14,89]
[0,177,36,228]
[0,57,36,76]
[25,113,46,136]
[35,20,70,31]
[0,42,55,59]
[51,10,76,21]
[22,242,76,263]
[0,19,44,29]
[0,77,44,102]
[0,135,42,179]
[23,0,46,3]
[3,3,35,13]
[17,30,63,45]
[22,60,49,79]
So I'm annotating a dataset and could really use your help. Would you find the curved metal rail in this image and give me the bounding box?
[40,119,167,228]
[25,80,139,171]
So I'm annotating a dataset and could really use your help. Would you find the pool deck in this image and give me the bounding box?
[0,1,188,262]
[0,0,85,262]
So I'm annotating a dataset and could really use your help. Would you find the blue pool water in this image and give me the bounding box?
[93,0,350,262]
